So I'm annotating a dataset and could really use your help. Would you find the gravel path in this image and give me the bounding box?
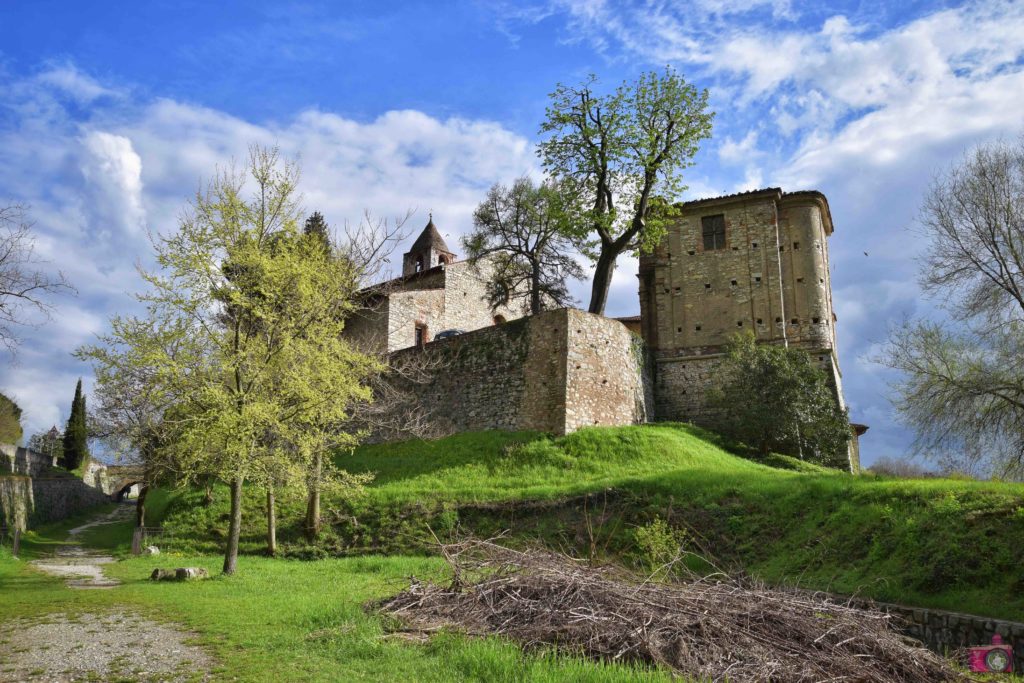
[30,503,132,589]
[0,612,213,682]
[0,505,217,681]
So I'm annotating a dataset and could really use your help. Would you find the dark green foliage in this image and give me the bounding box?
[303,210,331,255]
[0,392,22,444]
[61,378,89,471]
[463,178,584,314]
[707,333,850,468]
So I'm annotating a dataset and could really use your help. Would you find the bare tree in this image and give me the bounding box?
[882,137,1024,478]
[0,204,76,355]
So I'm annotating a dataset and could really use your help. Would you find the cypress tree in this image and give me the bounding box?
[61,379,89,471]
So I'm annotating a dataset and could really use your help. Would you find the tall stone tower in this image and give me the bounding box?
[403,215,457,276]
[638,188,845,425]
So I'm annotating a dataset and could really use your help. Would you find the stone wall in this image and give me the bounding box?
[859,599,1024,671]
[0,444,57,476]
[378,308,648,439]
[0,472,109,531]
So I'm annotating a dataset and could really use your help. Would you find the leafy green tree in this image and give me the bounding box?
[708,333,850,468]
[462,177,584,314]
[538,67,714,314]
[61,378,89,471]
[881,138,1024,479]
[79,146,378,574]
[0,392,22,444]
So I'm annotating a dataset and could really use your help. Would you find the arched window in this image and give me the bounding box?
[415,254,424,273]
[438,254,449,265]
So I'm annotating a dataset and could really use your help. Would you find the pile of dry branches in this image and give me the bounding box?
[378,540,972,682]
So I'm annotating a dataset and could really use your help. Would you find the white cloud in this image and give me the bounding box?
[34,63,121,103]
[0,66,539,439]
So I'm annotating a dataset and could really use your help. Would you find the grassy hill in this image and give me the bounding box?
[157,423,1024,622]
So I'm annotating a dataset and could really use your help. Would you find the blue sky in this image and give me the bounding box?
[1,0,1023,466]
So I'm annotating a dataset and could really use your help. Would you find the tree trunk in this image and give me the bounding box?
[135,485,149,528]
[266,483,277,556]
[531,260,542,314]
[223,476,244,575]
[304,451,322,542]
[588,246,619,315]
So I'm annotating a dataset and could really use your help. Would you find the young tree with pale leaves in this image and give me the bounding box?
[79,146,378,574]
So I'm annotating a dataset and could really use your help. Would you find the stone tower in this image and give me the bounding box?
[638,188,845,425]
[403,215,456,276]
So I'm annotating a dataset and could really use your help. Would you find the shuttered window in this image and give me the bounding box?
[701,214,726,251]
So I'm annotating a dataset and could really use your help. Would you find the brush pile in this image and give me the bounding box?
[378,540,972,682]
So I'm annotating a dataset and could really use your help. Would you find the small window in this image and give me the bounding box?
[752,241,759,248]
[687,250,695,256]
[756,318,763,325]
[730,279,738,286]
[414,324,427,346]
[790,318,799,325]
[797,277,804,283]
[695,325,702,331]
[701,214,726,251]
[736,321,743,327]
[812,317,821,324]
[754,276,762,283]
[674,287,681,293]
[677,327,682,333]
[704,283,711,289]
[415,254,424,272]
[779,245,785,252]
[819,278,825,283]
[775,317,783,323]
[793,241,801,250]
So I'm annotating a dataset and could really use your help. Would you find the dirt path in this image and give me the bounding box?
[0,505,216,681]
[30,502,134,589]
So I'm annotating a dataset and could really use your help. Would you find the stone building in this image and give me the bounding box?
[638,187,847,429]
[352,188,861,470]
[343,216,529,354]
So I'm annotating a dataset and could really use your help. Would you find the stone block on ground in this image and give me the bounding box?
[150,567,209,581]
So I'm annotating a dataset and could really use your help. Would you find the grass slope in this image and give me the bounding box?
[156,424,1024,622]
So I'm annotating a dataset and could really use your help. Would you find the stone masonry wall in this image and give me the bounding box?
[0,444,57,476]
[378,308,648,439]
[860,599,1024,671]
[0,472,109,531]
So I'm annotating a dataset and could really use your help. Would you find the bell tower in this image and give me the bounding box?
[402,214,456,276]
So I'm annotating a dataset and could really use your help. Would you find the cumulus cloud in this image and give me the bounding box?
[0,67,538,440]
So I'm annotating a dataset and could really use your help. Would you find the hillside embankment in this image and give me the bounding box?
[154,424,1024,625]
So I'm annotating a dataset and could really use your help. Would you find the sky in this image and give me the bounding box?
[1,0,1023,466]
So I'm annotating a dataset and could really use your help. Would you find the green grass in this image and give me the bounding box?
[0,547,671,682]
[153,423,1024,622]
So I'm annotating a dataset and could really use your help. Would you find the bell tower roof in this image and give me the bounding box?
[403,214,457,276]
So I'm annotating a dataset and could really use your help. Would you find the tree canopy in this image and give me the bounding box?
[462,177,584,314]
[882,137,1024,478]
[0,392,22,444]
[537,67,714,314]
[708,333,850,469]
[0,203,75,357]
[61,378,89,471]
[79,146,378,574]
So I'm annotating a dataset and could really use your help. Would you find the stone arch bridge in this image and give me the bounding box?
[104,465,146,501]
